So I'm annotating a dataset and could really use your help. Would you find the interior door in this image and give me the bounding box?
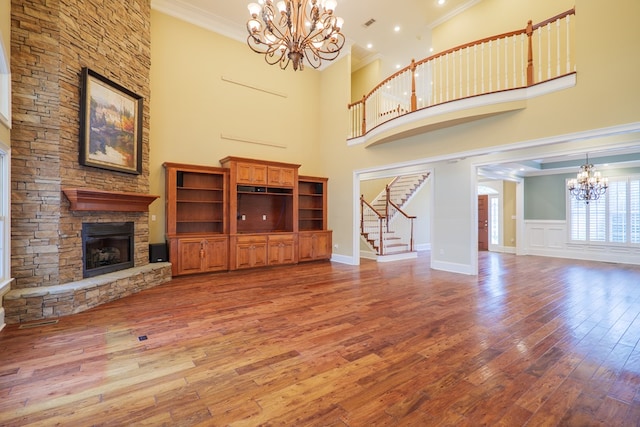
[478,195,488,251]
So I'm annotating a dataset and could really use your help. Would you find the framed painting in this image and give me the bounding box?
[79,67,143,174]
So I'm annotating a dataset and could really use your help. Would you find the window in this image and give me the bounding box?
[568,175,640,246]
[0,36,10,128]
[0,145,8,285]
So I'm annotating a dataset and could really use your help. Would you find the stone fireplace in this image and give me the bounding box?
[5,1,174,325]
[4,188,171,324]
[82,222,134,278]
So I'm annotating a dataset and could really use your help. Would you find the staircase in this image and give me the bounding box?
[361,173,429,256]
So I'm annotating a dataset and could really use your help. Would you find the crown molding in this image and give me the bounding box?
[151,0,246,44]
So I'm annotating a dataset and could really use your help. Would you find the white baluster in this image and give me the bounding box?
[496,38,500,91]
[512,35,516,88]
[556,19,561,76]
[537,28,542,82]
[521,33,526,86]
[481,43,485,94]
[445,53,449,101]
[547,24,551,79]
[505,36,509,89]
[438,56,442,104]
[566,15,571,73]
[466,46,470,97]
[489,40,493,92]
[474,44,478,95]
[452,51,456,99]
[458,49,463,99]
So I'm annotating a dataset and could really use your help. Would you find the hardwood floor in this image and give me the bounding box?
[1,252,640,426]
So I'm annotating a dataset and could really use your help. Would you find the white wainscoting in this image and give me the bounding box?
[523,220,640,265]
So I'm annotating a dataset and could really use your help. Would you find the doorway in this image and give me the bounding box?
[478,195,488,251]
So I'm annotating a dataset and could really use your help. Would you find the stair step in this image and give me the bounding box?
[361,172,429,255]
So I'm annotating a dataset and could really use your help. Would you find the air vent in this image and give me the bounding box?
[363,18,376,28]
[19,319,59,329]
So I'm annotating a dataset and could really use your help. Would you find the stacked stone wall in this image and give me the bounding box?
[7,0,167,323]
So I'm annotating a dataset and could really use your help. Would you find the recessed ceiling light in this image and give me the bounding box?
[438,0,446,5]
[429,47,434,53]
[394,25,401,32]
[366,43,373,49]
[396,64,401,69]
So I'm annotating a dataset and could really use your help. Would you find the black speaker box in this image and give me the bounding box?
[149,243,168,263]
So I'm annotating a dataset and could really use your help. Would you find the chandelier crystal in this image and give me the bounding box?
[246,0,345,71]
[567,155,608,204]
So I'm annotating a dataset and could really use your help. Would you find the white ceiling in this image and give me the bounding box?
[152,0,479,76]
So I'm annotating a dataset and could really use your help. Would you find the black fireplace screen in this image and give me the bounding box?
[82,222,134,278]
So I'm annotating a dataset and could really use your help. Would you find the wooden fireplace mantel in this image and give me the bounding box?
[62,188,160,212]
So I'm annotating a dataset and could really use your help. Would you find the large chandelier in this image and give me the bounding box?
[246,0,345,71]
[567,155,608,204]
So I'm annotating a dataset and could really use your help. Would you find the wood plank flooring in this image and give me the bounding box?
[1,252,640,426]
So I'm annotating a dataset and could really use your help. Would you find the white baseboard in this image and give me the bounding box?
[330,253,358,265]
[415,243,431,251]
[431,259,475,275]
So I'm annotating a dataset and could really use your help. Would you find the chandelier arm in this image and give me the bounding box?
[266,47,289,67]
[317,33,345,58]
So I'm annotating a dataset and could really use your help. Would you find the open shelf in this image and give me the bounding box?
[298,176,327,232]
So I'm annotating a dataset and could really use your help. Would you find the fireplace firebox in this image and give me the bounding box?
[82,222,134,278]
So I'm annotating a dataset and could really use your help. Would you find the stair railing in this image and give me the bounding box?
[361,195,386,255]
[348,8,576,139]
[386,199,416,252]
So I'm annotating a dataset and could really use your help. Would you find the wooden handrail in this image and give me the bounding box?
[415,29,527,68]
[388,200,416,220]
[361,195,386,255]
[532,7,575,31]
[388,200,416,253]
[349,8,577,139]
[361,196,384,219]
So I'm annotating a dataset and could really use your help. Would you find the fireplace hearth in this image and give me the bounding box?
[82,222,134,278]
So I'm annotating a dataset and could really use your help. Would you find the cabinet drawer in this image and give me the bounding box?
[267,234,295,243]
[236,235,268,245]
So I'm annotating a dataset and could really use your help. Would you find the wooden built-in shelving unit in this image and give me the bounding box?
[164,158,331,276]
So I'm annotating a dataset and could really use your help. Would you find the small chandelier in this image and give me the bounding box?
[246,0,345,71]
[567,154,608,204]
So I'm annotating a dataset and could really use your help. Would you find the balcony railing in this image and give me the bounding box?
[348,8,576,139]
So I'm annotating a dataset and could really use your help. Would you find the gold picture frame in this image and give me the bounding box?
[79,67,143,174]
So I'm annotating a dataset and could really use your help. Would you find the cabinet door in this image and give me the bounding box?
[267,166,295,187]
[311,231,332,260]
[298,233,315,262]
[268,235,296,265]
[235,236,268,269]
[298,231,332,262]
[237,163,267,185]
[203,238,228,272]
[177,238,206,275]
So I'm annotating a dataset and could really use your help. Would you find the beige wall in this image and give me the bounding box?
[149,11,323,243]
[360,177,389,202]
[0,0,9,144]
[432,0,575,52]
[350,59,380,104]
[148,0,640,270]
